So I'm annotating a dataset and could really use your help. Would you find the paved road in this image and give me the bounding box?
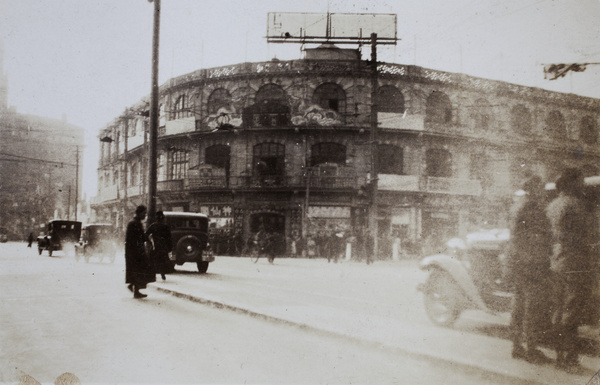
[153,253,600,385]
[0,242,544,385]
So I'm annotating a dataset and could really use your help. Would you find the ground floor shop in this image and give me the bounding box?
[91,190,503,259]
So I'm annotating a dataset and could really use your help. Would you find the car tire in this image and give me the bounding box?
[423,270,463,327]
[176,235,202,261]
[197,261,209,273]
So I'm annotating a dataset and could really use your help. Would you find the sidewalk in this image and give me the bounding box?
[151,256,599,385]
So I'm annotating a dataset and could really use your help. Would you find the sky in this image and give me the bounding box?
[2,0,600,197]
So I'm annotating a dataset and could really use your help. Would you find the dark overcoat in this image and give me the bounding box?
[125,218,155,287]
[146,222,174,275]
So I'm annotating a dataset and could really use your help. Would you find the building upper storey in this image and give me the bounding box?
[98,50,600,168]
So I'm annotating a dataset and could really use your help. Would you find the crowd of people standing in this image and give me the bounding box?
[507,167,599,373]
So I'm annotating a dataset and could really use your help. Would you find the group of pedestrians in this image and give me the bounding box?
[507,168,598,372]
[124,206,173,299]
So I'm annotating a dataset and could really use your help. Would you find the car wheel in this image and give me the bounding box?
[423,270,463,327]
[197,261,209,273]
[176,236,201,260]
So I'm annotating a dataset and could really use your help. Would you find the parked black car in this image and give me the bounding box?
[37,220,82,256]
[74,224,118,263]
[163,211,213,273]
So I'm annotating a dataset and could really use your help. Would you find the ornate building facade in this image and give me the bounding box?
[91,45,600,257]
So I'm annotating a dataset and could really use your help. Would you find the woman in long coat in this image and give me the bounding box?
[125,205,155,298]
[145,211,174,280]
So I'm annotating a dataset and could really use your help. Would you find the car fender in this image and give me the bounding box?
[420,254,489,312]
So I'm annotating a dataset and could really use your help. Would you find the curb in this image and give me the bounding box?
[154,285,547,385]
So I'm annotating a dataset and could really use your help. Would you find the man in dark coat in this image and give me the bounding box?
[145,211,174,280]
[125,205,155,298]
[546,168,599,371]
[507,175,553,364]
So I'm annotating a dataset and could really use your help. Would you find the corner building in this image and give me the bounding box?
[91,45,600,257]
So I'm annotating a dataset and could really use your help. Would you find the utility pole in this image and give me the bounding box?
[148,0,161,223]
[122,113,129,232]
[74,145,79,220]
[369,33,379,261]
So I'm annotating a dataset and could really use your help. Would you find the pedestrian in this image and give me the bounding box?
[507,175,553,364]
[125,205,155,299]
[145,210,174,280]
[27,232,34,248]
[364,229,374,264]
[546,167,599,372]
[306,235,316,258]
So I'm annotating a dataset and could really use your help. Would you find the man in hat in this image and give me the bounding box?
[546,167,598,371]
[507,175,553,364]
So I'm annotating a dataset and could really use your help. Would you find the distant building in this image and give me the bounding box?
[91,44,600,257]
[0,41,84,240]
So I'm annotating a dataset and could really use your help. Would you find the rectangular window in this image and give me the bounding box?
[170,150,189,179]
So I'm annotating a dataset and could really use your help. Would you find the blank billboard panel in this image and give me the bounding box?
[267,12,397,44]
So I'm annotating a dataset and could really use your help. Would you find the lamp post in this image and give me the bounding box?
[147,0,161,224]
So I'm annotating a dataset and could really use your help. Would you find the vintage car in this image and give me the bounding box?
[37,220,82,256]
[418,228,512,327]
[163,211,214,273]
[74,224,118,263]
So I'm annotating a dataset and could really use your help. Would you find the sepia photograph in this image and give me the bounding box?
[1,0,600,384]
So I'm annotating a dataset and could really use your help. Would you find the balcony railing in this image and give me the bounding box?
[126,184,143,198]
[425,176,482,196]
[184,174,359,190]
[157,179,184,192]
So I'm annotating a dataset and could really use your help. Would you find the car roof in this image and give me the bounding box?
[162,211,208,218]
[50,220,82,225]
[83,223,114,228]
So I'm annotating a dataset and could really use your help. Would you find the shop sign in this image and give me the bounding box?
[200,205,233,217]
[308,206,350,218]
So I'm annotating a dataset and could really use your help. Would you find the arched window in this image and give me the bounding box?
[310,143,346,166]
[313,83,346,115]
[169,149,189,180]
[243,84,290,127]
[510,104,531,133]
[580,115,597,144]
[426,148,452,177]
[173,95,187,119]
[376,86,404,113]
[473,98,491,130]
[425,91,452,124]
[546,110,566,139]
[377,144,404,175]
[253,142,285,186]
[207,88,232,115]
[205,144,231,169]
